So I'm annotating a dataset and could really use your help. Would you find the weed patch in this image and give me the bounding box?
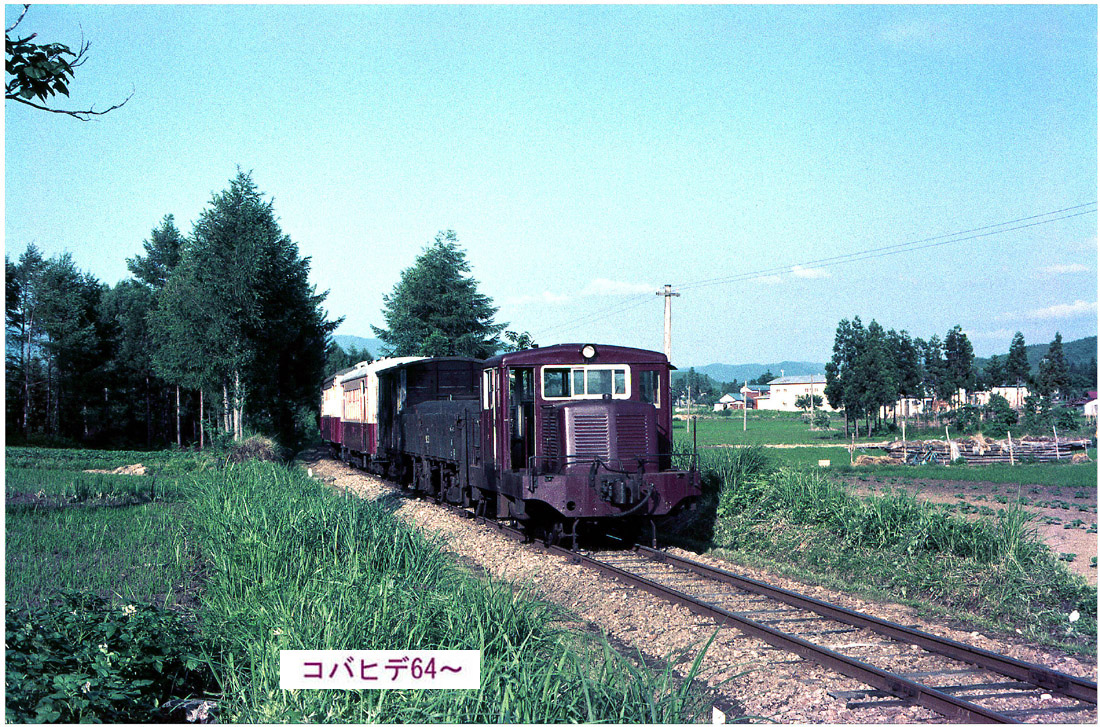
[191,462,711,722]
[5,592,215,723]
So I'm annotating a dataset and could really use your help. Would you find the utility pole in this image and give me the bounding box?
[655,284,680,362]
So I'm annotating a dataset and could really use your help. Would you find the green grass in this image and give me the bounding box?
[676,413,848,446]
[832,458,1097,489]
[5,467,187,503]
[4,446,215,476]
[5,501,197,610]
[681,418,1098,489]
[683,446,1097,654]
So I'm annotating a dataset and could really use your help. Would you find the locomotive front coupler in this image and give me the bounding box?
[589,459,648,508]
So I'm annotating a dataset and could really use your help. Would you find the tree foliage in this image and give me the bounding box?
[5,4,131,120]
[1005,331,1030,387]
[943,325,975,401]
[373,230,504,358]
[1036,332,1071,399]
[151,171,338,444]
[672,368,719,405]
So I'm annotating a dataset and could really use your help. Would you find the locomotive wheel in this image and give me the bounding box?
[545,521,564,547]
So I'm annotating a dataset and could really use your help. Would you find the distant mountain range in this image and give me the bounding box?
[678,361,825,384]
[334,334,1096,382]
[333,335,385,358]
[974,335,1096,372]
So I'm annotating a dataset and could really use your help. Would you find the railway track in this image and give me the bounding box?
[567,544,1096,724]
[465,514,1095,723]
[330,457,1097,723]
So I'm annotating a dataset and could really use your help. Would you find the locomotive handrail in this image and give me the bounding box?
[526,452,697,475]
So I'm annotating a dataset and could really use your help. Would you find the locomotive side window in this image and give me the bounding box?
[481,369,494,409]
[543,368,570,398]
[572,370,585,395]
[639,370,660,406]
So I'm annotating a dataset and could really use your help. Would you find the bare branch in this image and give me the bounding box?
[6,4,30,34]
[6,87,134,121]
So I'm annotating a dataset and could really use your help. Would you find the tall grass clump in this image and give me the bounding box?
[190,462,711,723]
[694,448,1096,651]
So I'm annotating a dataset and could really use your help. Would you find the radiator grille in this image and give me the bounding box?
[573,413,610,460]
[541,409,559,460]
[616,412,650,460]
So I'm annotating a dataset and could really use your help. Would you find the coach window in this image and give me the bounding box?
[639,370,659,406]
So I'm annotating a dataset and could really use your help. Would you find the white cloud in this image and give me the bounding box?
[1025,300,1097,320]
[790,265,831,280]
[580,278,655,296]
[1040,263,1090,275]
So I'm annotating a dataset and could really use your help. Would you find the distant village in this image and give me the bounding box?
[705,375,1097,420]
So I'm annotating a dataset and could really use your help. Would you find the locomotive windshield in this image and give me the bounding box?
[542,365,629,399]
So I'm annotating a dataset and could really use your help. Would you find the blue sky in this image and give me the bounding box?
[5,4,1096,367]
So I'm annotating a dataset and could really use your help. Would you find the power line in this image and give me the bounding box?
[675,202,1097,293]
[529,202,1096,339]
[678,206,1096,293]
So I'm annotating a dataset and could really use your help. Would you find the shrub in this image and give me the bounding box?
[1053,406,1083,432]
[5,592,215,723]
[227,435,283,463]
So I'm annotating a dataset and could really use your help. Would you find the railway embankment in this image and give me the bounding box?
[303,451,1097,723]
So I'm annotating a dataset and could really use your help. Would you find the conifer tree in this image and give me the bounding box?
[374,230,504,358]
[825,317,866,436]
[127,215,186,445]
[984,354,1006,388]
[943,325,975,405]
[887,328,922,419]
[1005,331,1030,388]
[151,171,337,444]
[127,215,184,290]
[1037,332,1070,399]
[920,335,952,403]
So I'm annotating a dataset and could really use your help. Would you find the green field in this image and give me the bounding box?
[675,412,848,446]
[678,446,1097,653]
[675,415,1098,489]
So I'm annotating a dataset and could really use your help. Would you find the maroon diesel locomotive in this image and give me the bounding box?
[321,343,700,545]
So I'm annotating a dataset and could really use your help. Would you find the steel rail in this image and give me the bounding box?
[633,545,1097,705]
[550,544,1015,723]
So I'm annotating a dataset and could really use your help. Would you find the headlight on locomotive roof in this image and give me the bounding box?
[581,344,597,360]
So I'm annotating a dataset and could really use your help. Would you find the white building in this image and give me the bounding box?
[756,375,835,412]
